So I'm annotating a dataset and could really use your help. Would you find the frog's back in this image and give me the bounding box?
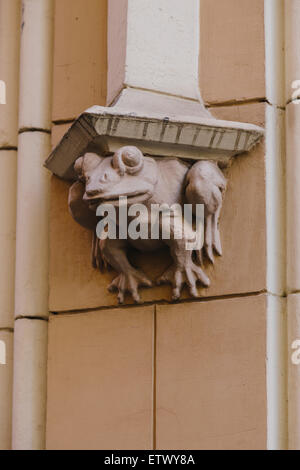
[151,157,190,205]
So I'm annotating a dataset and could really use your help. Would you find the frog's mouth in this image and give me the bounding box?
[85,191,151,210]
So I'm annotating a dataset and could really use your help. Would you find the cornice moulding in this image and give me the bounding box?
[45,89,264,180]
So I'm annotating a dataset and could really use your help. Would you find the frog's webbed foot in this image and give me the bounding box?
[157,261,210,301]
[108,269,152,304]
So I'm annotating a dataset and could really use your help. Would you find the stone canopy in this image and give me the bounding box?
[45,88,264,180]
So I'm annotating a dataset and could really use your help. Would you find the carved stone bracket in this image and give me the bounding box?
[45,88,264,303]
[45,88,264,180]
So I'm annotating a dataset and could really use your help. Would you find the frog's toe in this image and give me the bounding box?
[196,249,204,266]
[117,290,125,304]
[205,243,214,264]
[108,275,120,292]
[213,228,222,256]
[156,265,174,285]
[194,265,210,288]
[108,274,126,303]
[172,286,181,301]
[108,269,152,303]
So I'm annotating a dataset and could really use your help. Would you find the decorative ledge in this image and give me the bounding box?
[45,89,264,180]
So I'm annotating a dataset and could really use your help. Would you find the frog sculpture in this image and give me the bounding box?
[68,146,227,303]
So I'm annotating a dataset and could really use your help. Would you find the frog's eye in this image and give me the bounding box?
[112,146,144,175]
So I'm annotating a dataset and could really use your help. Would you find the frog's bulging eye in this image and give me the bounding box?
[122,150,141,168]
[112,146,144,176]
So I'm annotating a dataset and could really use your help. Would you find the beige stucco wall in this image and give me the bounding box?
[199,0,265,104]
[46,0,267,450]
[52,0,107,122]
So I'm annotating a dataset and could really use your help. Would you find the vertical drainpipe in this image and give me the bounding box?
[12,0,54,450]
[285,0,300,451]
[0,0,21,450]
[264,0,288,450]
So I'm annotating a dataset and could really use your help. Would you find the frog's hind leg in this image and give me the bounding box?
[102,238,152,303]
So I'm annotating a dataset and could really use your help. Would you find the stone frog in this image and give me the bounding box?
[68,146,227,303]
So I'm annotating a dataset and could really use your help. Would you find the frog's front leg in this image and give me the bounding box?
[102,238,152,304]
[157,226,210,300]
